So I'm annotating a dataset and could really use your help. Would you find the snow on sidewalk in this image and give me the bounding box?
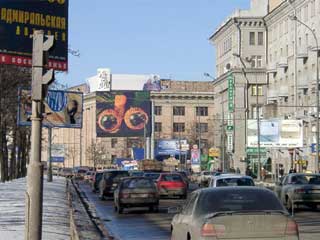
[0,176,70,240]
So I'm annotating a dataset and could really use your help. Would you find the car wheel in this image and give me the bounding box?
[117,204,123,214]
[286,196,292,210]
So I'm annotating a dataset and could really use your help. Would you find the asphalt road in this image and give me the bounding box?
[78,182,320,240]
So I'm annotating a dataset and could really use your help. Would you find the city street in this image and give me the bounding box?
[78,182,320,240]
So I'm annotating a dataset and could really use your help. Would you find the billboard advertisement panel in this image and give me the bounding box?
[155,139,188,156]
[96,91,151,137]
[247,120,303,148]
[18,89,83,128]
[191,144,200,165]
[0,0,68,71]
[51,144,65,163]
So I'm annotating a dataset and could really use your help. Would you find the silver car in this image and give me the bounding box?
[275,173,320,210]
[171,187,299,240]
[209,174,255,187]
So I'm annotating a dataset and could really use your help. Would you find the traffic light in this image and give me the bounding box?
[31,30,55,101]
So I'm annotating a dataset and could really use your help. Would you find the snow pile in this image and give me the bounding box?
[0,176,70,240]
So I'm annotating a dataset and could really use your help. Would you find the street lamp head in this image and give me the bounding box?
[203,72,216,81]
[288,15,297,21]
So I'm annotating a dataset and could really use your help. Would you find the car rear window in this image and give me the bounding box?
[144,173,160,180]
[162,174,182,182]
[104,171,129,180]
[197,189,284,216]
[122,179,154,189]
[291,175,320,185]
[216,178,254,187]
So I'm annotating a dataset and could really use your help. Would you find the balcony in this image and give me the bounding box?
[297,45,308,59]
[277,57,288,69]
[279,85,289,97]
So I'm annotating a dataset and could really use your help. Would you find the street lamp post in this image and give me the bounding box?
[289,15,319,173]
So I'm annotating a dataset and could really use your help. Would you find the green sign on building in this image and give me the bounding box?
[246,147,267,155]
[227,73,234,112]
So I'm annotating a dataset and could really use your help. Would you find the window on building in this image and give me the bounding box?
[258,32,263,45]
[111,155,117,163]
[311,0,315,17]
[251,105,263,119]
[196,123,208,133]
[306,33,309,46]
[284,18,288,33]
[154,106,162,115]
[196,107,208,116]
[111,138,118,148]
[250,56,262,68]
[127,138,142,148]
[304,5,308,21]
[251,85,263,96]
[200,139,208,149]
[173,123,185,132]
[173,106,185,116]
[249,32,255,45]
[154,122,162,132]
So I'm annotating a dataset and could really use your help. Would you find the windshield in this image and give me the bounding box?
[122,178,154,189]
[216,178,254,187]
[196,189,284,216]
[162,174,182,182]
[291,175,320,185]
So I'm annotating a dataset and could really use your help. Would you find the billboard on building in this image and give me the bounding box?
[191,145,200,165]
[87,73,162,92]
[96,91,151,137]
[247,119,303,148]
[0,0,69,71]
[155,139,189,156]
[18,89,83,128]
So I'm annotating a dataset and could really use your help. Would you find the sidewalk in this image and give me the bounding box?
[0,176,70,240]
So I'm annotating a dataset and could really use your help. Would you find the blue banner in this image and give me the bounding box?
[155,139,188,156]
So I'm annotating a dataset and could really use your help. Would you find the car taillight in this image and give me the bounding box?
[285,220,298,236]
[120,193,130,199]
[201,223,225,237]
[294,188,305,193]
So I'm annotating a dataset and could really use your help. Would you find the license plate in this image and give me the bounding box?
[131,194,148,198]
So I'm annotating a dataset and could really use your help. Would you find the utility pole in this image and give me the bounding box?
[151,100,155,159]
[256,76,261,181]
[47,127,52,182]
[25,30,54,240]
[221,92,225,172]
[143,123,146,159]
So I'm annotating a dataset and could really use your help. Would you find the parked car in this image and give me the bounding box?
[143,172,161,182]
[209,174,255,187]
[60,168,73,178]
[157,173,187,199]
[99,170,129,200]
[73,168,88,180]
[114,177,159,214]
[52,167,59,176]
[275,173,320,210]
[91,171,103,193]
[171,187,299,240]
[84,171,95,182]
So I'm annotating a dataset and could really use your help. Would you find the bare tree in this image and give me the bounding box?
[86,142,110,169]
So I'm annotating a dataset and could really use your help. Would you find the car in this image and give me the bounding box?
[157,173,187,199]
[73,168,88,180]
[198,171,216,187]
[171,187,299,240]
[91,171,103,192]
[209,174,255,187]
[275,173,320,210]
[84,171,95,182]
[99,170,129,200]
[174,171,190,188]
[52,167,59,176]
[114,177,159,214]
[60,168,73,178]
[143,172,161,182]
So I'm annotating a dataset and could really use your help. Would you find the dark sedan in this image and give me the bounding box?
[171,187,299,240]
[99,170,129,200]
[114,177,159,214]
